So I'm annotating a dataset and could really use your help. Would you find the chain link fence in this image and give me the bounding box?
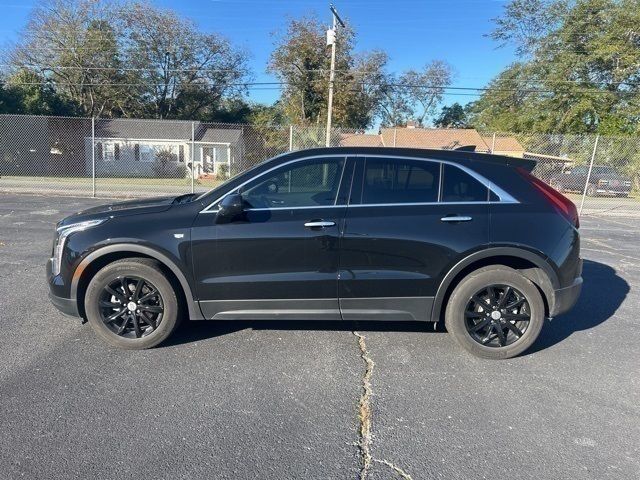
[1,114,639,217]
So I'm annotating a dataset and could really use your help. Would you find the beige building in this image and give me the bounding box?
[339,126,525,158]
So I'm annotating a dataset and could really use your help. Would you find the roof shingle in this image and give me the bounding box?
[380,128,490,152]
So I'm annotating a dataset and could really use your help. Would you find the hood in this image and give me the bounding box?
[57,196,177,227]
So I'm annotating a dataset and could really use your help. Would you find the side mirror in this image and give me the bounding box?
[216,193,244,223]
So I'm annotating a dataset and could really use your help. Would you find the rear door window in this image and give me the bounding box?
[361,157,440,204]
[441,164,488,202]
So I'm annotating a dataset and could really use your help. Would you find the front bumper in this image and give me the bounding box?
[550,276,583,317]
[47,257,79,318]
[49,292,80,317]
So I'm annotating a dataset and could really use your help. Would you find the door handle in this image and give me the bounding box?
[440,215,472,222]
[304,221,336,228]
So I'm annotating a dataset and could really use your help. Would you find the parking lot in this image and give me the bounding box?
[0,193,638,480]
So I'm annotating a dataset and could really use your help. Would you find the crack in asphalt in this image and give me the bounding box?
[353,331,413,480]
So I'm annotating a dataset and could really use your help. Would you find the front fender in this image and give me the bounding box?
[70,243,203,320]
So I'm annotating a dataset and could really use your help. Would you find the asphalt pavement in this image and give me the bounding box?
[0,193,638,479]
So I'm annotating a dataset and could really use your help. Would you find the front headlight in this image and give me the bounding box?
[51,219,106,276]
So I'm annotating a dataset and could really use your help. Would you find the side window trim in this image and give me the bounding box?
[437,162,444,202]
[347,155,516,206]
[201,153,518,213]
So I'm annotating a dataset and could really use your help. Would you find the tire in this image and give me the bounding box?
[84,258,181,349]
[585,184,597,197]
[445,266,545,359]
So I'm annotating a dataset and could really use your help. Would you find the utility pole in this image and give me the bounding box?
[325,4,345,147]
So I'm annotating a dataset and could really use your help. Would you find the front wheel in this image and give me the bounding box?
[585,184,597,196]
[445,266,545,359]
[84,258,181,349]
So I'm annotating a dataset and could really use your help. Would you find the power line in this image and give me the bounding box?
[4,63,640,88]
[3,78,637,97]
[0,63,248,73]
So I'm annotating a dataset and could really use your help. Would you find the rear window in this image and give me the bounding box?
[362,158,439,204]
[441,164,488,202]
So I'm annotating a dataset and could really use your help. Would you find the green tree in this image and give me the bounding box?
[476,0,640,134]
[1,70,81,115]
[268,15,387,129]
[434,102,470,128]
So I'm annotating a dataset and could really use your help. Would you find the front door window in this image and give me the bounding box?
[239,157,345,209]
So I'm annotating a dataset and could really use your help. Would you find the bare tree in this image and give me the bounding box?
[9,0,126,116]
[121,1,249,119]
[379,60,453,127]
[7,0,250,119]
[400,60,453,126]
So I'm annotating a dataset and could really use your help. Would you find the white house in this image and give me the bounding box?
[84,119,244,178]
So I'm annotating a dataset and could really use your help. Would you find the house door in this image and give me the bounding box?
[201,146,216,175]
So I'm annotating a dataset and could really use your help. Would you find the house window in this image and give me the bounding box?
[139,145,153,162]
[103,143,118,162]
[138,143,179,162]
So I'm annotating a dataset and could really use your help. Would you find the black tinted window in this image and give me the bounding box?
[362,158,439,204]
[441,164,488,202]
[240,157,344,209]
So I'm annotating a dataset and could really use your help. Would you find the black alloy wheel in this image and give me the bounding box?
[98,275,164,339]
[464,284,531,348]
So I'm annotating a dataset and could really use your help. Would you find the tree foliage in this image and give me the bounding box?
[7,0,249,119]
[268,15,388,129]
[473,0,640,134]
[1,71,81,115]
[269,16,452,129]
[377,61,453,127]
[434,102,470,128]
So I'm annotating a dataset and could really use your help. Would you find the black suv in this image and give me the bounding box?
[47,147,582,359]
[550,165,632,197]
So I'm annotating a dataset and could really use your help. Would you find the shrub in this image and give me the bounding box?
[216,163,230,181]
[152,149,185,178]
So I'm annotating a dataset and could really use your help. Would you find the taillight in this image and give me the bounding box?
[517,167,579,228]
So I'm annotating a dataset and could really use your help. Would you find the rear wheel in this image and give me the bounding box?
[445,266,545,359]
[85,258,180,349]
[585,184,597,196]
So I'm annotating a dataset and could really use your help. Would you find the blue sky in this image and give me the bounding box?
[0,0,517,108]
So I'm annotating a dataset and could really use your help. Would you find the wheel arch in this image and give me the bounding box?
[71,244,203,320]
[431,247,559,323]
